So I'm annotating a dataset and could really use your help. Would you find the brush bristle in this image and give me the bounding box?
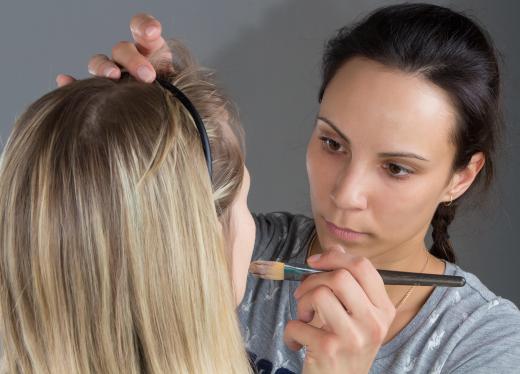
[248,261,285,280]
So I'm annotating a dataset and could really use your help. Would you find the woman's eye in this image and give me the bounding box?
[383,163,413,178]
[319,136,344,153]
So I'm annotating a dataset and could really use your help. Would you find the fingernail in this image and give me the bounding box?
[137,65,154,82]
[88,66,95,75]
[145,26,159,37]
[307,254,321,262]
[104,67,116,78]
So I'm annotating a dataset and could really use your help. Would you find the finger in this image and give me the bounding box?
[296,285,354,334]
[87,54,121,79]
[284,320,326,352]
[56,74,76,87]
[111,42,155,83]
[307,250,392,310]
[294,269,372,317]
[129,13,166,56]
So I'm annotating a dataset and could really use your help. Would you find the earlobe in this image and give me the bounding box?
[443,152,485,202]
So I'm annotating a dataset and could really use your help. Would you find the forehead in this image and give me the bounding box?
[320,57,457,160]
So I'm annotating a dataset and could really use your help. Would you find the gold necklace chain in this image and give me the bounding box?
[394,253,430,310]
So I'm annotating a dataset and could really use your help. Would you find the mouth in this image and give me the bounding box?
[323,218,368,242]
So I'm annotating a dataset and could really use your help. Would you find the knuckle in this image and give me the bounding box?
[331,269,352,288]
[379,298,397,320]
[90,53,107,62]
[88,54,108,73]
[112,41,133,57]
[386,303,397,320]
[285,319,299,333]
[351,256,371,273]
[347,330,366,352]
[284,321,302,344]
[296,302,313,322]
[305,273,320,283]
[365,311,390,344]
[369,320,387,344]
[312,286,332,303]
[319,335,340,358]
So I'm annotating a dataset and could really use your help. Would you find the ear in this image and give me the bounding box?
[441,152,485,203]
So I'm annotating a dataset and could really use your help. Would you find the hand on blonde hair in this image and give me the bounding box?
[56,13,170,87]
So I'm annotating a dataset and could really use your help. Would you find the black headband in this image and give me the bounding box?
[156,78,213,180]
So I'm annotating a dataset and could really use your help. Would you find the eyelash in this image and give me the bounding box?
[319,136,346,154]
[318,136,414,180]
[382,163,414,180]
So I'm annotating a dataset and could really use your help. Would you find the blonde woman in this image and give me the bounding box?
[0,40,255,373]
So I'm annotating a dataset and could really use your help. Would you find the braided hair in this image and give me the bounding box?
[430,202,458,263]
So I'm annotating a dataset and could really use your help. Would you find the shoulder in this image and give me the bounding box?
[443,262,519,318]
[252,211,313,234]
[435,262,520,332]
[251,211,315,262]
[438,262,520,372]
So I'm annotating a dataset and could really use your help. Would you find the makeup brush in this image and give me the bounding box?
[249,260,465,287]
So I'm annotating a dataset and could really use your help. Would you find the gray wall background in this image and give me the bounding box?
[1,0,518,305]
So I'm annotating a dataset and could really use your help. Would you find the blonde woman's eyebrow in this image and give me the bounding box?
[317,115,429,162]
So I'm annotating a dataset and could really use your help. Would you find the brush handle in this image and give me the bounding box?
[284,264,465,287]
[378,270,465,287]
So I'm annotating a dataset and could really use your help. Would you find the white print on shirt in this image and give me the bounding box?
[273,320,285,342]
[403,356,417,372]
[240,289,255,313]
[431,362,443,374]
[264,286,280,301]
[487,299,500,310]
[243,325,258,351]
[275,349,291,369]
[458,312,469,327]
[427,311,441,327]
[427,330,445,350]
[452,291,461,305]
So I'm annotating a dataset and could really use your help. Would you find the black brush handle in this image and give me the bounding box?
[283,264,466,286]
[378,270,465,287]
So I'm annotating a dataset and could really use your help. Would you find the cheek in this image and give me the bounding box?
[230,204,255,304]
[372,176,444,239]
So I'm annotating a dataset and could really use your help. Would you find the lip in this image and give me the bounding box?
[324,218,367,242]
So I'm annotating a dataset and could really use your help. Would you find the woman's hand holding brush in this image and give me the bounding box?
[284,247,396,374]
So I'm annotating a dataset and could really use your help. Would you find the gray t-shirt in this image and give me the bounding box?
[238,212,520,373]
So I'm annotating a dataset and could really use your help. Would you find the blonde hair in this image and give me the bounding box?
[0,42,251,373]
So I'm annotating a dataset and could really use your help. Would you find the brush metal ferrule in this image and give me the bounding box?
[283,264,323,281]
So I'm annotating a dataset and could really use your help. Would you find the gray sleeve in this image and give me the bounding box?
[251,212,287,260]
[445,299,520,373]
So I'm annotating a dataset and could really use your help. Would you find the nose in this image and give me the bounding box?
[330,163,368,210]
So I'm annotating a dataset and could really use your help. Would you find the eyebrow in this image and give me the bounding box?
[316,116,351,145]
[316,115,430,162]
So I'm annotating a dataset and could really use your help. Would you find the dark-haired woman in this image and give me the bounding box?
[71,3,520,373]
